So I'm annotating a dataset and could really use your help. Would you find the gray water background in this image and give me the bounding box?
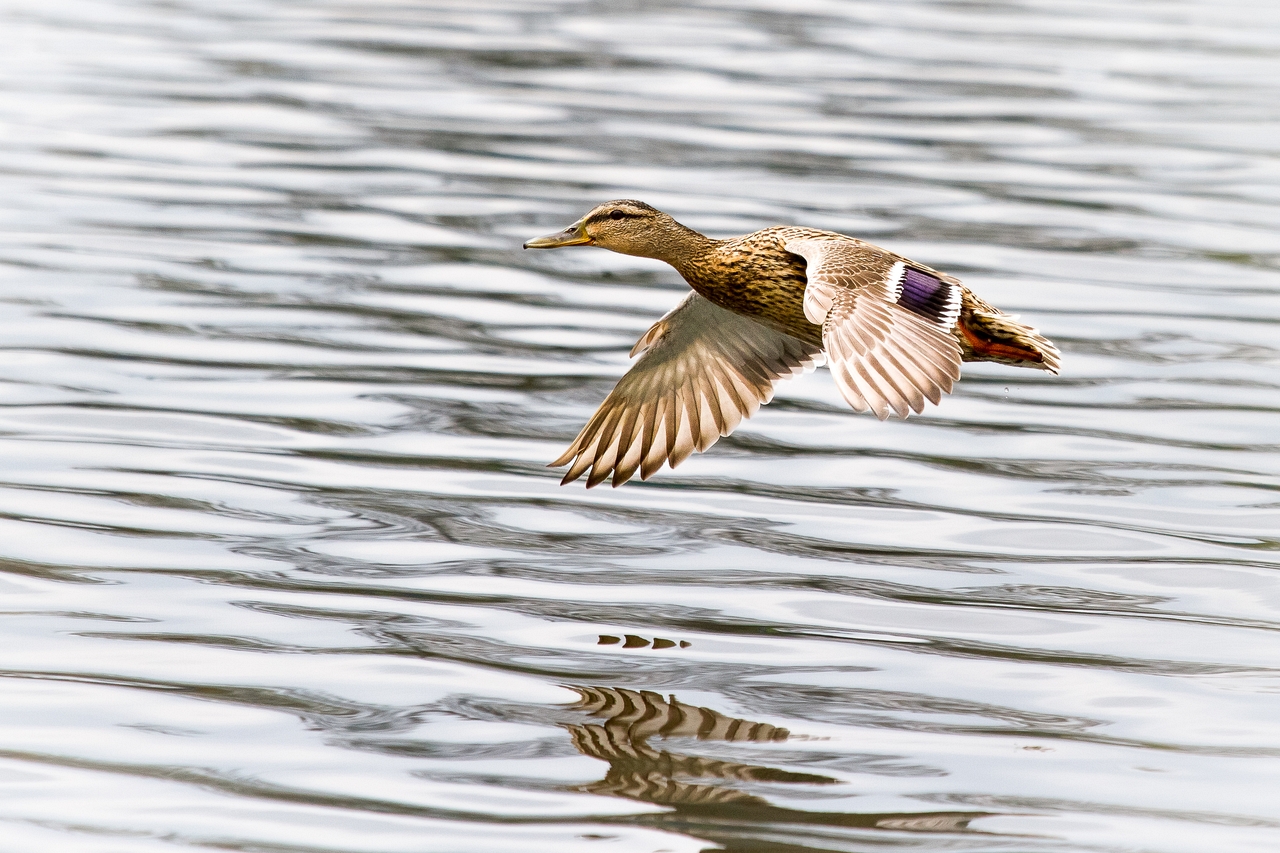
[1,1,1279,851]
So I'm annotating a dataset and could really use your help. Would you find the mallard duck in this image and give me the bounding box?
[525,200,1060,487]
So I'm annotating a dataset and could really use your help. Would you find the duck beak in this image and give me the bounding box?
[523,217,592,249]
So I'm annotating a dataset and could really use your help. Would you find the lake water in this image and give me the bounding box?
[1,1,1278,851]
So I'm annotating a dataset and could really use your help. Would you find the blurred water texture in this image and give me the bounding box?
[1,1,1279,851]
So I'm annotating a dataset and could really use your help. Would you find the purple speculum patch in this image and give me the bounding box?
[897,267,958,326]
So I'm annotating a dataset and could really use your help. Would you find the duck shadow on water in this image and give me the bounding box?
[564,686,993,851]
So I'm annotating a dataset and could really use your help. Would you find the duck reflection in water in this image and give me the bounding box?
[565,686,990,843]
[567,685,829,806]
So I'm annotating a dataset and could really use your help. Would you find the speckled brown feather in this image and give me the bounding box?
[954,288,1061,372]
[674,226,1059,373]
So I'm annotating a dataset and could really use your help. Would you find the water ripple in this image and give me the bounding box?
[1,0,1279,851]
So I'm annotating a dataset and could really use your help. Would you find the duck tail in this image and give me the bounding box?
[954,290,1061,374]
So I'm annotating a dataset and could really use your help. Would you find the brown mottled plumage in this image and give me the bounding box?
[524,200,1060,487]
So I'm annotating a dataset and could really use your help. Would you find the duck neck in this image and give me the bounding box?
[645,221,719,275]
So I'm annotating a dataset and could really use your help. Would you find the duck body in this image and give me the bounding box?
[524,200,1060,487]
[674,226,1056,368]
[671,227,820,345]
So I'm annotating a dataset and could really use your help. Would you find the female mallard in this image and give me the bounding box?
[525,200,1060,488]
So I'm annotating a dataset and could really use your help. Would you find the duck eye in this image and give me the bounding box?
[609,210,625,221]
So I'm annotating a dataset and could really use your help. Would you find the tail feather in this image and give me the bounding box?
[955,289,1060,374]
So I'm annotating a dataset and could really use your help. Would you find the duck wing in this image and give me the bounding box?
[786,237,963,420]
[552,292,822,487]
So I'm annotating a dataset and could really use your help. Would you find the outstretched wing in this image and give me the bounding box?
[787,237,963,420]
[553,292,823,487]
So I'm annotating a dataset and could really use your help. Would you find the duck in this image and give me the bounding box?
[524,200,1060,488]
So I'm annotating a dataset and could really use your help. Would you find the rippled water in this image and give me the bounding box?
[2,1,1279,851]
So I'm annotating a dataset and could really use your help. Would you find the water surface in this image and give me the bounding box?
[1,1,1278,851]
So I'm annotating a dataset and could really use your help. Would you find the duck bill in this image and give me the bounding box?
[523,218,592,249]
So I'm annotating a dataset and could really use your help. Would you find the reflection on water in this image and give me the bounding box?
[568,685,830,804]
[0,0,1279,851]
[566,686,985,849]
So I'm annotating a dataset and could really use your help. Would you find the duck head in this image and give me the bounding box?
[523,199,692,259]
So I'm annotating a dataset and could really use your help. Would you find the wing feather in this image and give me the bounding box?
[553,292,822,487]
[787,237,963,419]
